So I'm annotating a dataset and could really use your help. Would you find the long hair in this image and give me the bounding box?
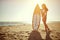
[42,4,48,11]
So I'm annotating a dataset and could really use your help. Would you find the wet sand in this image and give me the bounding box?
[0,22,60,40]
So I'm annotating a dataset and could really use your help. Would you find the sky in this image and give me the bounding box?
[0,0,60,24]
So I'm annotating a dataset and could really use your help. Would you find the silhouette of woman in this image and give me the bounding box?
[41,4,50,32]
[32,4,41,30]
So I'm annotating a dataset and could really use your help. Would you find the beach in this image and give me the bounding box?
[0,22,60,40]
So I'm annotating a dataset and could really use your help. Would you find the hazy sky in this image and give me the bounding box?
[0,0,60,24]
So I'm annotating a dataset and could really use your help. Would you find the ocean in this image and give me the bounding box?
[0,22,24,26]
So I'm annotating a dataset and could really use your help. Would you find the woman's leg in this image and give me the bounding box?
[43,22,49,30]
[42,16,50,31]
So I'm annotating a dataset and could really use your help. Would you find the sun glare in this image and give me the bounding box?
[33,0,47,24]
[34,0,46,6]
[33,0,47,9]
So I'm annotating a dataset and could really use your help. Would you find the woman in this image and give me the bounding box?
[32,4,41,30]
[41,4,50,32]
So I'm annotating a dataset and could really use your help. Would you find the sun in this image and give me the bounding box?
[34,0,46,7]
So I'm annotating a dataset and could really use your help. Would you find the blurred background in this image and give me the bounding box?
[0,0,60,24]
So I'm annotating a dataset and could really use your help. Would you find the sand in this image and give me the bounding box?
[0,22,60,40]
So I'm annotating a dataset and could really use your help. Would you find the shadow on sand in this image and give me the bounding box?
[28,30,52,40]
[28,30,43,40]
[46,30,52,40]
